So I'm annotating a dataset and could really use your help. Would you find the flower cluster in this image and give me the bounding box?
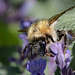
[50,42,71,69]
[9,19,38,68]
[49,42,72,75]
[27,58,46,75]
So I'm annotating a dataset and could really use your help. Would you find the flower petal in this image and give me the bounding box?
[27,58,46,74]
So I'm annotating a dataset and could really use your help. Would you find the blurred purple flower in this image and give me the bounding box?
[20,18,38,29]
[0,0,7,15]
[18,0,36,16]
[19,34,29,50]
[27,58,46,75]
[20,20,32,29]
[0,0,37,22]
[9,57,17,63]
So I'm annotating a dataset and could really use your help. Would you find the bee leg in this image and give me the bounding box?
[57,30,68,54]
[63,34,69,54]
[30,47,34,59]
[31,48,32,57]
[46,34,55,42]
[21,43,33,57]
[46,53,54,57]
[45,49,54,57]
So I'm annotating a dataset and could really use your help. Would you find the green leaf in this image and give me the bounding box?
[0,46,18,65]
[0,21,20,46]
[54,7,75,30]
[0,65,21,75]
[69,41,75,70]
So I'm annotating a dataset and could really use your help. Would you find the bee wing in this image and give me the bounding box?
[18,28,28,33]
[48,6,75,27]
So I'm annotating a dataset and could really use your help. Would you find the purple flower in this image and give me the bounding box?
[65,50,71,67]
[48,57,57,75]
[20,20,32,29]
[0,0,7,15]
[48,42,72,75]
[27,58,46,75]
[50,42,71,69]
[61,66,73,75]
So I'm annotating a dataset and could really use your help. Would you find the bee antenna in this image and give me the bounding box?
[18,28,28,32]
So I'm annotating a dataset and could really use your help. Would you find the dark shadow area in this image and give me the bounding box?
[0,66,21,75]
[0,46,17,65]
[55,68,60,75]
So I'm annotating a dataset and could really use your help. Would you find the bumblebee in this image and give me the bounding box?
[19,6,75,57]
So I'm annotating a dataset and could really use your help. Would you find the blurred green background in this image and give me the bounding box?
[0,0,75,75]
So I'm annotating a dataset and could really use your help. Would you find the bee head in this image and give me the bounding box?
[33,37,46,56]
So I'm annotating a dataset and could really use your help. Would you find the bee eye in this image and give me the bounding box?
[38,40,46,56]
[43,41,46,44]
